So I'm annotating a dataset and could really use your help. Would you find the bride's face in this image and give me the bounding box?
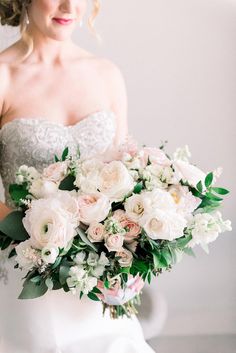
[28,0,87,41]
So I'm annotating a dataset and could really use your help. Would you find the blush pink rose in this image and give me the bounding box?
[113,210,141,243]
[77,192,111,225]
[42,161,68,182]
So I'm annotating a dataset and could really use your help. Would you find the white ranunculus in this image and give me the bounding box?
[168,184,202,216]
[41,245,59,264]
[187,211,232,248]
[140,209,187,240]
[98,161,135,202]
[77,192,111,225]
[29,178,58,199]
[22,197,78,250]
[172,160,206,189]
[15,240,41,271]
[124,193,152,223]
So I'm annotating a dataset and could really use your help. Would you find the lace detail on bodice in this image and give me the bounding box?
[0,110,117,210]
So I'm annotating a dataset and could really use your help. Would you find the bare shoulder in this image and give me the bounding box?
[96,57,126,86]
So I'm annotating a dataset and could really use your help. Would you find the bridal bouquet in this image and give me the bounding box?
[0,137,232,318]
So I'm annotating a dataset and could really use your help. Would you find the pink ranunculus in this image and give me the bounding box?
[120,219,141,243]
[139,147,171,168]
[96,274,145,306]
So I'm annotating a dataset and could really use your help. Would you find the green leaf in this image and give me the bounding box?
[87,292,100,301]
[147,271,152,284]
[161,248,172,266]
[1,236,12,250]
[61,147,69,161]
[8,248,17,258]
[0,211,29,241]
[30,275,42,284]
[176,235,192,249]
[104,279,110,289]
[54,154,59,162]
[205,192,223,201]
[59,175,76,191]
[59,265,71,285]
[18,278,48,299]
[133,182,143,194]
[91,287,102,294]
[76,227,98,252]
[210,187,229,195]
[9,183,29,205]
[196,180,203,193]
[204,172,213,188]
[51,256,62,269]
[45,278,54,290]
[182,247,196,257]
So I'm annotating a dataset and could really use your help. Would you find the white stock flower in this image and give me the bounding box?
[98,161,135,202]
[22,196,78,250]
[15,240,42,271]
[74,251,86,265]
[140,209,187,240]
[142,164,174,190]
[173,145,191,162]
[41,245,59,264]
[187,211,232,248]
[87,252,99,267]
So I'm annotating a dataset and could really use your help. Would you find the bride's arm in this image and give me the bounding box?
[0,201,12,221]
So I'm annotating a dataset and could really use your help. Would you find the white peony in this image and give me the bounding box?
[22,195,78,250]
[140,209,187,240]
[77,192,111,225]
[168,184,202,216]
[98,161,135,202]
[42,161,68,183]
[187,211,232,249]
[74,158,104,193]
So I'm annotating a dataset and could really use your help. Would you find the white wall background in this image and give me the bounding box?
[1,0,235,338]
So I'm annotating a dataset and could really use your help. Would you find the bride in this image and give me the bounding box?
[0,1,156,352]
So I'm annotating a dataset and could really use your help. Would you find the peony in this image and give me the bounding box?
[29,178,58,199]
[104,233,124,252]
[124,194,152,223]
[98,161,135,202]
[22,196,78,250]
[116,248,133,267]
[168,184,201,216]
[74,158,104,193]
[77,192,111,225]
[172,160,206,189]
[140,209,187,240]
[42,161,68,183]
[87,222,106,243]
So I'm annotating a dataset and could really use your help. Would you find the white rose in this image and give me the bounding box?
[105,233,124,252]
[41,245,59,264]
[22,197,77,250]
[98,161,135,202]
[116,248,133,267]
[172,160,206,189]
[29,178,58,199]
[77,192,111,225]
[140,209,187,240]
[187,211,232,248]
[42,161,68,182]
[124,193,152,223]
[15,240,41,271]
[87,222,105,243]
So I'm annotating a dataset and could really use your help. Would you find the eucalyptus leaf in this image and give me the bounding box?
[18,278,48,299]
[76,227,98,252]
[0,211,29,241]
[59,265,71,285]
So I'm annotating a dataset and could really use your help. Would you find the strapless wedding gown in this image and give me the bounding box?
[0,110,156,353]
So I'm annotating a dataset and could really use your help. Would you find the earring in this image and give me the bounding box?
[79,19,83,28]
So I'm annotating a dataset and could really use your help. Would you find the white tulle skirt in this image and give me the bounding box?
[0,256,156,353]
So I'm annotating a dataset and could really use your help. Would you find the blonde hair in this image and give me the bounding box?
[0,0,101,60]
